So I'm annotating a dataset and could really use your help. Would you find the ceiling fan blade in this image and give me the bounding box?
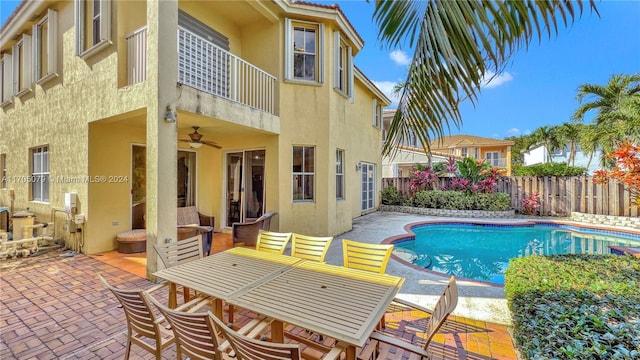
[202,140,222,149]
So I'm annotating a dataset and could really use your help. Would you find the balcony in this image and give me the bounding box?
[125,26,277,115]
[487,158,508,168]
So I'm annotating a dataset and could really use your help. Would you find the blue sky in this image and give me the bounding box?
[2,1,638,139]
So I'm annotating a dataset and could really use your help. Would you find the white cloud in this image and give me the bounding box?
[481,71,513,89]
[523,129,532,135]
[389,50,411,66]
[506,128,521,136]
[372,80,401,108]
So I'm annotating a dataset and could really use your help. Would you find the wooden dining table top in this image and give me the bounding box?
[153,247,405,347]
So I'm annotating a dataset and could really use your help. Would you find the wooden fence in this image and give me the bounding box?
[381,177,639,217]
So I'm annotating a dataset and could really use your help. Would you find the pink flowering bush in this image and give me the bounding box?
[409,166,438,192]
[521,192,541,215]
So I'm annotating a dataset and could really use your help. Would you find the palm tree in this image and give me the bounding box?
[556,122,584,166]
[374,0,599,157]
[532,125,561,163]
[572,73,640,148]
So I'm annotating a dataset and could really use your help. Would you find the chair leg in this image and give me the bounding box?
[124,329,132,360]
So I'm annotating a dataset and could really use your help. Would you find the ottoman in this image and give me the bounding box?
[117,229,147,254]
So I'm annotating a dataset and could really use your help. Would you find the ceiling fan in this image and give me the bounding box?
[179,126,221,149]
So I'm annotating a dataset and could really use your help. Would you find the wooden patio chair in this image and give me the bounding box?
[145,293,272,360]
[342,239,394,274]
[291,233,333,263]
[210,312,346,360]
[97,274,175,360]
[153,234,203,305]
[357,277,459,360]
[232,211,277,247]
[256,231,292,255]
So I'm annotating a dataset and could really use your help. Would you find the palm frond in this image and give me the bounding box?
[375,0,598,157]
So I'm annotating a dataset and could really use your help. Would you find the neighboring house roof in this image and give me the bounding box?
[355,66,391,106]
[395,145,461,160]
[430,135,515,148]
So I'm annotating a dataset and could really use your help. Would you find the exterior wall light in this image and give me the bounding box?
[164,106,177,123]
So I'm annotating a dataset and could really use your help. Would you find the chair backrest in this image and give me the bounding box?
[210,312,301,360]
[423,276,458,347]
[291,233,333,262]
[342,239,393,274]
[255,231,292,255]
[177,206,201,226]
[258,211,277,231]
[146,293,221,360]
[98,274,160,340]
[154,235,203,269]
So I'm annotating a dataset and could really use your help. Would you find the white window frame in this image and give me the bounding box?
[0,55,13,106]
[333,31,353,99]
[486,151,500,167]
[75,0,112,59]
[360,162,375,212]
[30,146,50,203]
[12,35,32,97]
[336,149,344,200]
[292,145,315,202]
[461,147,468,158]
[285,18,324,84]
[1,154,6,189]
[474,147,480,159]
[372,99,382,128]
[33,9,58,84]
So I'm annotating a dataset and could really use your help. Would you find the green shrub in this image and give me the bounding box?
[505,255,640,359]
[514,162,587,176]
[412,190,511,211]
[380,186,407,206]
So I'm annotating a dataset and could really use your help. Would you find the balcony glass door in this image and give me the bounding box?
[225,150,265,227]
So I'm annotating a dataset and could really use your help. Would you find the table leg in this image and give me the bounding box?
[345,345,356,360]
[271,320,284,343]
[213,299,224,320]
[168,283,177,309]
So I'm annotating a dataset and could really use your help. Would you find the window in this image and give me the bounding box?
[0,55,13,105]
[12,35,32,97]
[292,146,314,201]
[1,154,6,189]
[75,0,111,58]
[461,147,468,158]
[336,149,344,200]
[285,19,323,83]
[33,9,58,84]
[31,146,49,202]
[486,151,500,167]
[372,99,382,128]
[334,32,353,97]
[474,147,480,159]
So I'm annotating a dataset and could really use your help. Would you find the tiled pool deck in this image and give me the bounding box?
[1,212,519,359]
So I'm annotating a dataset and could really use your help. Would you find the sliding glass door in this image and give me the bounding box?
[225,149,265,227]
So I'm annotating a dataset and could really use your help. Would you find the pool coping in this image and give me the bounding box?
[382,219,640,288]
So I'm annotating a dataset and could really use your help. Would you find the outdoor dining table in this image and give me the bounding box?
[153,247,405,360]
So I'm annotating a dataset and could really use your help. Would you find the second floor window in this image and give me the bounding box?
[292,146,314,201]
[0,56,12,105]
[334,32,353,98]
[461,147,468,158]
[486,151,500,167]
[34,9,58,83]
[12,35,32,97]
[285,19,323,83]
[372,99,382,128]
[31,146,50,202]
[75,0,111,58]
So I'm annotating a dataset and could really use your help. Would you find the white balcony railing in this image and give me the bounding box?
[125,26,147,85]
[487,158,508,168]
[177,27,277,115]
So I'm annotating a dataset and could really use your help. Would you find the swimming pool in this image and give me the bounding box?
[392,222,640,285]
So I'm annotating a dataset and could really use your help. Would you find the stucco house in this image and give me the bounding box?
[0,0,390,274]
[382,110,514,176]
[522,143,603,174]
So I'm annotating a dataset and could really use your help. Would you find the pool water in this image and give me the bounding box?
[394,223,640,284]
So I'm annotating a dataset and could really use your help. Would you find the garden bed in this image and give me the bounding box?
[505,255,640,359]
[380,204,515,218]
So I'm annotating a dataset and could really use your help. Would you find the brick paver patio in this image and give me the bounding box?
[0,238,517,359]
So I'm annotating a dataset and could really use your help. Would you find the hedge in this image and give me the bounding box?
[505,255,640,359]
